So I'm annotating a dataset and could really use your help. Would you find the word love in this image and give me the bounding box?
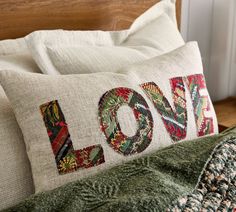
[40,74,214,174]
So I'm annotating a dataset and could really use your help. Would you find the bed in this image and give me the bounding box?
[0,1,235,211]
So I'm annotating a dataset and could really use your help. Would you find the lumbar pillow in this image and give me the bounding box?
[0,42,218,193]
[26,0,184,75]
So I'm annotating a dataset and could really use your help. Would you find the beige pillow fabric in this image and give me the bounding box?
[0,38,28,55]
[0,89,34,210]
[0,38,39,210]
[26,0,184,75]
[0,42,218,193]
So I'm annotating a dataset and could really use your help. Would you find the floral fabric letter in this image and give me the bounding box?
[186,74,214,136]
[40,100,105,175]
[98,87,153,156]
[141,77,187,142]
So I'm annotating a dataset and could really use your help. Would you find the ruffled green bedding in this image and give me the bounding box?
[4,128,236,212]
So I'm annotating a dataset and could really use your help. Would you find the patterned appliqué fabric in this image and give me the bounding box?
[141,77,187,142]
[186,74,214,136]
[40,100,105,175]
[98,87,153,156]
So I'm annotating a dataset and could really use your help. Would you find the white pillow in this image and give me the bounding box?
[0,38,28,55]
[0,42,218,193]
[0,38,40,210]
[26,0,184,75]
[0,38,41,73]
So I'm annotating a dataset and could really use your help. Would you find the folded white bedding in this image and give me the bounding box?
[0,38,27,55]
[26,0,184,75]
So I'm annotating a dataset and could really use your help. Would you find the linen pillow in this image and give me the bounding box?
[0,38,27,55]
[26,0,184,75]
[0,42,218,193]
[0,38,40,210]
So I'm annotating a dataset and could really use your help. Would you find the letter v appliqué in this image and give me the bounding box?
[141,77,187,142]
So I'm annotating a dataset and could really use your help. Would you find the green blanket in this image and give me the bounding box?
[4,128,236,212]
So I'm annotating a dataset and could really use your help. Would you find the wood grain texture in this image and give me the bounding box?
[0,0,181,40]
[214,97,236,132]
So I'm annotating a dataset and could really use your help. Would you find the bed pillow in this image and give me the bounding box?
[0,42,218,193]
[26,0,184,75]
[0,38,40,210]
[0,38,28,55]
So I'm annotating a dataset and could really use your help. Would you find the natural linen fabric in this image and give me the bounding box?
[0,42,218,193]
[26,0,184,75]
[0,38,27,55]
[0,38,40,210]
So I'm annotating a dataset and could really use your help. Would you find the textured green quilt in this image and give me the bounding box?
[4,128,236,212]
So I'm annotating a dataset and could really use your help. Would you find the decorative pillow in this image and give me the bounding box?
[0,38,40,210]
[26,0,184,75]
[0,42,218,193]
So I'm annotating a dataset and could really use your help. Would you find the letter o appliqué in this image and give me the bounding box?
[98,87,153,156]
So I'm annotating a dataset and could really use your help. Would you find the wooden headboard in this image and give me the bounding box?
[0,0,181,40]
